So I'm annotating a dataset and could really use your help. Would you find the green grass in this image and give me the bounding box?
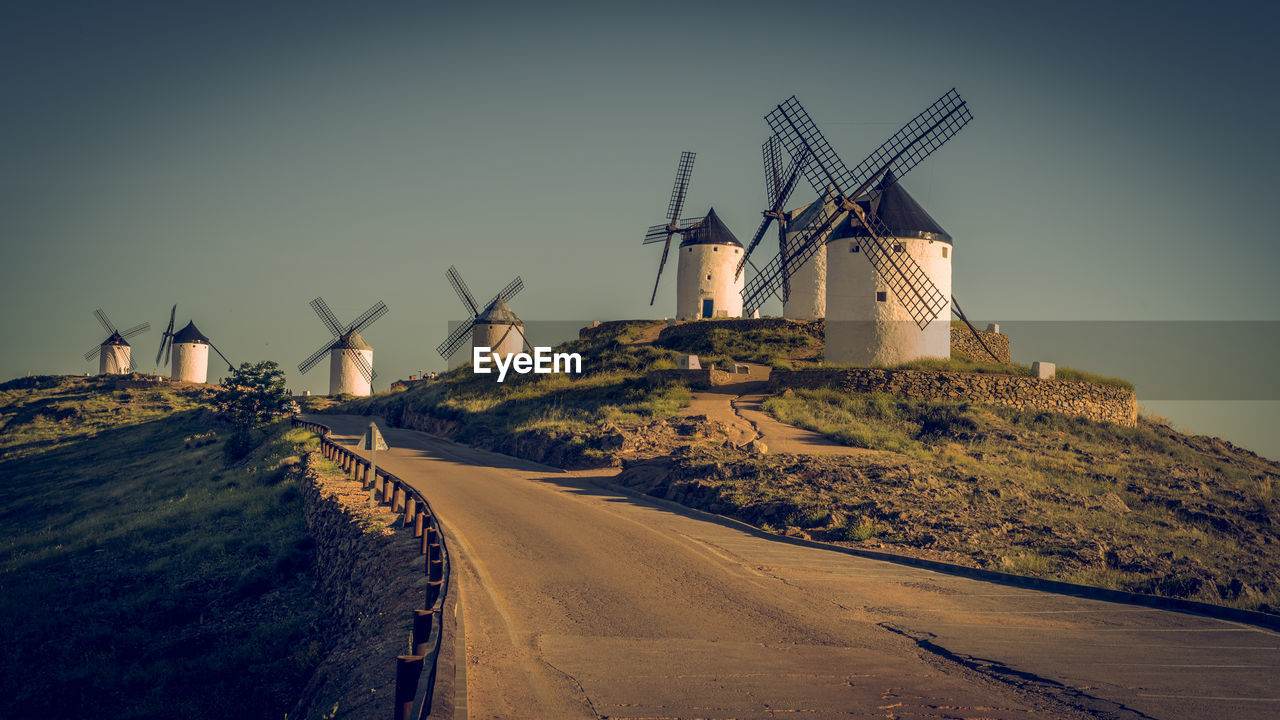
[657,324,821,369]
[880,358,1134,389]
[0,377,328,719]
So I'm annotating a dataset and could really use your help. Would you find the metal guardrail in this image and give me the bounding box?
[293,418,451,720]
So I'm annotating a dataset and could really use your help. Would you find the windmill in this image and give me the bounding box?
[155,304,235,383]
[83,308,149,375]
[642,152,746,320]
[297,298,388,396]
[741,90,972,365]
[436,266,527,365]
[734,135,812,308]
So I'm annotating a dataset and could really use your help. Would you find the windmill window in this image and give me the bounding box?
[706,274,712,280]
[893,243,903,252]
[876,291,887,302]
[942,246,949,258]
[712,247,718,251]
[850,243,860,253]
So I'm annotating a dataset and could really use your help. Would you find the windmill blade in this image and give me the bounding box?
[643,224,670,245]
[208,341,235,372]
[310,297,345,338]
[348,348,375,384]
[437,319,477,360]
[120,322,150,340]
[155,335,171,367]
[298,340,332,375]
[493,276,524,306]
[163,340,172,368]
[766,90,971,202]
[648,235,674,306]
[763,135,784,206]
[347,300,389,335]
[93,308,116,334]
[666,151,695,224]
[446,266,480,316]
[736,147,810,279]
[84,345,102,362]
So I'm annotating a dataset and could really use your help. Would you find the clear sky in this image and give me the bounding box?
[2,0,1277,457]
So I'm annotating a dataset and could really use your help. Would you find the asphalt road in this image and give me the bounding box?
[315,414,1280,720]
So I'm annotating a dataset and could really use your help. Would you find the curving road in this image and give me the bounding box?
[314,415,1280,720]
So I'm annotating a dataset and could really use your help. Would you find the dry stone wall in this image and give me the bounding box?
[950,326,1011,364]
[771,368,1138,426]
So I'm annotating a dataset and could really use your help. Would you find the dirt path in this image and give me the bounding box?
[682,388,876,456]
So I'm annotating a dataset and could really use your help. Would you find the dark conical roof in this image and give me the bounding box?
[101,331,129,347]
[172,321,209,344]
[331,330,372,351]
[831,172,952,244]
[786,186,839,235]
[478,297,522,325]
[680,208,742,247]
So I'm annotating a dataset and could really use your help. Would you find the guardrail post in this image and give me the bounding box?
[426,579,444,607]
[413,510,425,538]
[404,497,415,527]
[395,655,425,720]
[412,609,434,656]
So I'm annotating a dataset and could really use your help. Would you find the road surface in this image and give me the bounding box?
[315,414,1280,720]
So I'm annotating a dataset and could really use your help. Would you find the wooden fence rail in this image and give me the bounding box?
[292,418,450,720]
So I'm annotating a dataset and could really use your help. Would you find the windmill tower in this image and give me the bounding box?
[83,308,149,375]
[779,187,839,320]
[437,266,526,366]
[742,90,972,366]
[155,305,235,383]
[297,298,388,396]
[643,153,746,320]
[826,171,954,364]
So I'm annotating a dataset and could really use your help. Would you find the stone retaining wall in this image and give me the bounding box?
[771,368,1137,426]
[950,326,1011,364]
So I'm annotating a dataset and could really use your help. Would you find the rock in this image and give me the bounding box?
[1100,492,1131,514]
[748,439,768,455]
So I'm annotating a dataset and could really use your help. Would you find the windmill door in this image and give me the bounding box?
[701,299,714,319]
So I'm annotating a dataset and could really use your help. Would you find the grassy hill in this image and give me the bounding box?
[0,376,325,719]
[345,320,1279,614]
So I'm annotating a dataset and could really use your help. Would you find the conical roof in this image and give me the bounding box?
[478,297,522,325]
[786,186,839,236]
[101,331,129,347]
[680,208,742,247]
[331,330,372,351]
[172,321,209,344]
[831,172,952,244]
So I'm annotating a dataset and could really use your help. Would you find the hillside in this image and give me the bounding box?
[0,376,325,719]
[349,320,1280,614]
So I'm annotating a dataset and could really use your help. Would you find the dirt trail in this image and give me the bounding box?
[682,387,876,456]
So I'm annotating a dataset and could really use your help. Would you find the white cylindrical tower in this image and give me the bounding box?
[471,298,525,361]
[825,176,953,366]
[780,197,836,321]
[170,321,211,383]
[329,331,373,396]
[675,208,744,321]
[99,335,131,375]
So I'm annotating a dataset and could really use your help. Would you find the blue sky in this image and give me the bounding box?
[1,0,1277,456]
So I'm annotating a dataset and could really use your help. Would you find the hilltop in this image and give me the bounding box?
[345,320,1280,614]
[0,375,325,719]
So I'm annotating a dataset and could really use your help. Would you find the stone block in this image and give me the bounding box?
[677,354,701,370]
[1032,361,1056,379]
[985,323,1001,334]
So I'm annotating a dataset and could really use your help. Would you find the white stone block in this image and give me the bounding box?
[678,354,701,370]
[1032,361,1056,379]
[985,323,1001,334]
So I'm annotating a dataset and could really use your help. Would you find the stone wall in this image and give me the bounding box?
[647,363,773,389]
[292,457,428,718]
[950,325,1011,364]
[771,368,1137,426]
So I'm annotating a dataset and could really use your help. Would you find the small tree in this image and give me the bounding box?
[215,361,289,430]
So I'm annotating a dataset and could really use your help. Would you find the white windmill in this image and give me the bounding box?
[742,90,973,366]
[83,308,149,375]
[155,305,235,383]
[643,153,747,320]
[437,266,527,366]
[297,298,388,396]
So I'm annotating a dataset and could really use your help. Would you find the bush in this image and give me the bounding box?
[223,430,261,464]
